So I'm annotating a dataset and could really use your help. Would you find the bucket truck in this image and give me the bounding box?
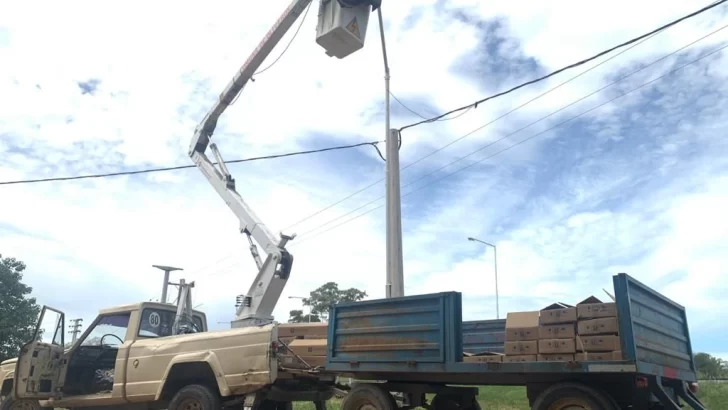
[188,0,381,329]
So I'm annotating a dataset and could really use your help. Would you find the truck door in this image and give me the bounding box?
[13,306,66,399]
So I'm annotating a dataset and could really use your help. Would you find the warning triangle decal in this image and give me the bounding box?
[346,17,360,39]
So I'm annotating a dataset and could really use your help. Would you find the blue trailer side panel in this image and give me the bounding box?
[462,319,506,354]
[613,273,697,381]
[327,292,462,366]
[325,273,698,384]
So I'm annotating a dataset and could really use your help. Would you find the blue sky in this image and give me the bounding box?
[1,0,727,359]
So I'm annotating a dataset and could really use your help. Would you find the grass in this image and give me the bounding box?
[293,382,728,409]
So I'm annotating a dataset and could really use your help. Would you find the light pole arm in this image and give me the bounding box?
[467,236,500,319]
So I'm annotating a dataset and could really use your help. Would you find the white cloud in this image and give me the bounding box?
[1,0,727,359]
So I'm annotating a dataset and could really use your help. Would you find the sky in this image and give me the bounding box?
[1,0,727,360]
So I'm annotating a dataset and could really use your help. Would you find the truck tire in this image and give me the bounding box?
[0,397,40,410]
[530,382,616,410]
[168,384,221,410]
[341,384,397,410]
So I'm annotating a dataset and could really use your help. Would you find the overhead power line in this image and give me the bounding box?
[0,140,383,186]
[290,32,728,247]
[282,9,676,232]
[390,92,473,122]
[397,0,728,132]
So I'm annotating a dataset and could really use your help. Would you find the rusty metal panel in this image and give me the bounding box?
[613,273,698,381]
[462,319,506,354]
[326,292,462,369]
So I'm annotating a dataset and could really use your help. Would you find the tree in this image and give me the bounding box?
[287,309,321,323]
[287,282,367,323]
[694,352,728,380]
[0,254,41,362]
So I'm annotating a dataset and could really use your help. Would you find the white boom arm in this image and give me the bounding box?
[171,278,198,334]
[189,0,380,328]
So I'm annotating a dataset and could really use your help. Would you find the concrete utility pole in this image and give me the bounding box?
[152,265,183,304]
[386,128,404,299]
[378,7,404,299]
[468,237,500,319]
[68,318,83,344]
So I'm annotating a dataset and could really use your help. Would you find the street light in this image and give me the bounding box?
[467,237,500,319]
[288,296,312,323]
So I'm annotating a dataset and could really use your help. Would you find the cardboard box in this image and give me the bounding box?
[577,317,619,335]
[538,338,576,354]
[575,351,623,361]
[505,340,538,355]
[463,354,504,363]
[279,355,326,369]
[278,322,328,337]
[505,311,540,341]
[503,355,537,362]
[538,353,575,362]
[288,339,327,356]
[539,323,576,339]
[540,303,577,325]
[577,296,617,319]
[576,335,621,352]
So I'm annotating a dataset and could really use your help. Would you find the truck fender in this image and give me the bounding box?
[154,351,231,400]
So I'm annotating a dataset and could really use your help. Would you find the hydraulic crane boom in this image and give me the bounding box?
[189,0,380,328]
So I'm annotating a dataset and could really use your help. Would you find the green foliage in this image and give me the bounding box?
[0,254,41,362]
[287,309,322,323]
[695,352,728,380]
[287,282,367,323]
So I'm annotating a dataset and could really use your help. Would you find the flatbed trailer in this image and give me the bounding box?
[323,273,708,410]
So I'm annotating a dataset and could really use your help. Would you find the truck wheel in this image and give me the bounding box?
[168,384,221,410]
[0,397,40,410]
[531,382,616,410]
[341,384,397,410]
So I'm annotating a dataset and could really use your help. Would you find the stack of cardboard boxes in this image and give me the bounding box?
[277,322,329,369]
[496,295,623,363]
[575,296,623,361]
[538,303,577,361]
[502,311,539,362]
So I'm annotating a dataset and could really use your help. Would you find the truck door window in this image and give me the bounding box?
[138,308,204,337]
[36,308,64,346]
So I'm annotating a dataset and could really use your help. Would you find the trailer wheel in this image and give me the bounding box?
[530,382,616,410]
[168,384,221,410]
[341,384,397,410]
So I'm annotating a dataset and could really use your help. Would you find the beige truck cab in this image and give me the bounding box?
[2,303,331,410]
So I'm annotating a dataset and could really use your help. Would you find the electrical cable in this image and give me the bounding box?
[397,0,728,132]
[281,8,689,232]
[290,35,728,247]
[0,140,383,186]
[230,1,313,106]
[390,92,473,122]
